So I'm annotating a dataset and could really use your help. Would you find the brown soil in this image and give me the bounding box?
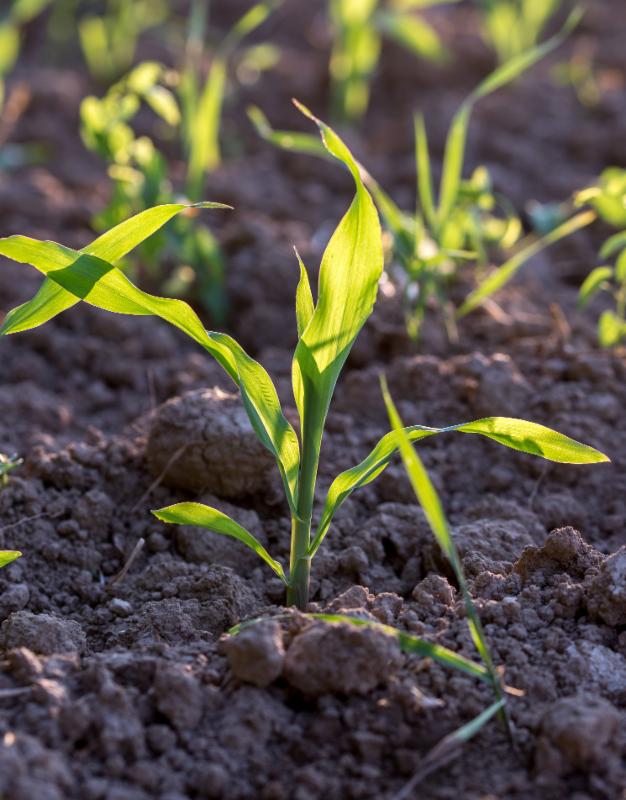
[0,2,625,799]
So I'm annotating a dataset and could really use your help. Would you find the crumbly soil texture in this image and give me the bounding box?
[1,2,625,799]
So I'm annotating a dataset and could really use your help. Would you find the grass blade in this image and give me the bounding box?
[154,502,287,583]
[294,249,314,337]
[458,210,596,317]
[381,376,507,725]
[392,699,505,799]
[415,113,436,230]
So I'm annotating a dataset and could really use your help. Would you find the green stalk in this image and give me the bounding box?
[286,434,318,609]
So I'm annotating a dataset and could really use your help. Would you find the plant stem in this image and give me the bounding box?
[286,430,318,609]
[286,514,311,609]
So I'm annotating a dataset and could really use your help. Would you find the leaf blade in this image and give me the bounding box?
[153,502,287,583]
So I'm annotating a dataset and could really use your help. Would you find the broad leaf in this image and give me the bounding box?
[153,502,287,583]
[0,551,21,569]
[310,414,608,556]
[0,232,301,512]
[1,203,229,335]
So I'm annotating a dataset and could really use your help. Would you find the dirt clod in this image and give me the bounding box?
[223,620,285,687]
[1,611,86,655]
[586,546,626,626]
[283,620,402,695]
[145,387,275,497]
[535,694,623,776]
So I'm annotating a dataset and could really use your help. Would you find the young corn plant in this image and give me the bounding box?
[0,104,608,609]
[577,168,626,347]
[251,12,588,340]
[479,0,564,65]
[328,0,460,124]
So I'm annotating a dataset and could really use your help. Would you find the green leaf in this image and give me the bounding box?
[578,266,614,309]
[153,502,287,583]
[0,203,230,335]
[458,210,596,317]
[309,413,608,557]
[437,104,470,228]
[0,229,301,514]
[470,7,583,102]
[616,249,626,283]
[414,113,436,230]
[0,551,21,569]
[294,249,314,338]
[377,11,445,63]
[381,378,457,566]
[599,231,626,260]
[247,106,331,159]
[381,377,505,721]
[221,0,282,53]
[308,614,490,681]
[186,57,226,197]
[598,310,626,348]
[291,100,383,522]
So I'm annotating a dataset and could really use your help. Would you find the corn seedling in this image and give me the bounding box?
[0,453,23,488]
[577,168,626,347]
[479,0,564,65]
[251,12,587,339]
[328,0,460,124]
[0,104,608,610]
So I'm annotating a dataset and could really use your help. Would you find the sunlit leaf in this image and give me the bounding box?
[153,502,287,583]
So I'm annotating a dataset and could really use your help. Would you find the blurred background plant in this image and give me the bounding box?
[328,0,460,124]
[577,168,626,347]
[80,0,281,322]
[478,0,564,63]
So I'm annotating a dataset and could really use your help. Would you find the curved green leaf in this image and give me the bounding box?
[247,105,330,159]
[153,502,287,583]
[294,249,314,338]
[0,203,230,335]
[308,614,489,681]
[0,231,301,513]
[578,266,614,309]
[310,414,608,557]
[458,210,596,318]
[0,551,21,569]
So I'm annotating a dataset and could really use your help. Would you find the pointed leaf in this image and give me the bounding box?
[294,249,314,337]
[1,203,230,334]
[415,113,436,230]
[310,414,608,556]
[153,502,287,583]
[0,234,301,512]
[458,210,596,317]
[578,266,614,309]
[0,551,21,568]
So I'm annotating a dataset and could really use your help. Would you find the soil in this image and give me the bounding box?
[0,2,625,799]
